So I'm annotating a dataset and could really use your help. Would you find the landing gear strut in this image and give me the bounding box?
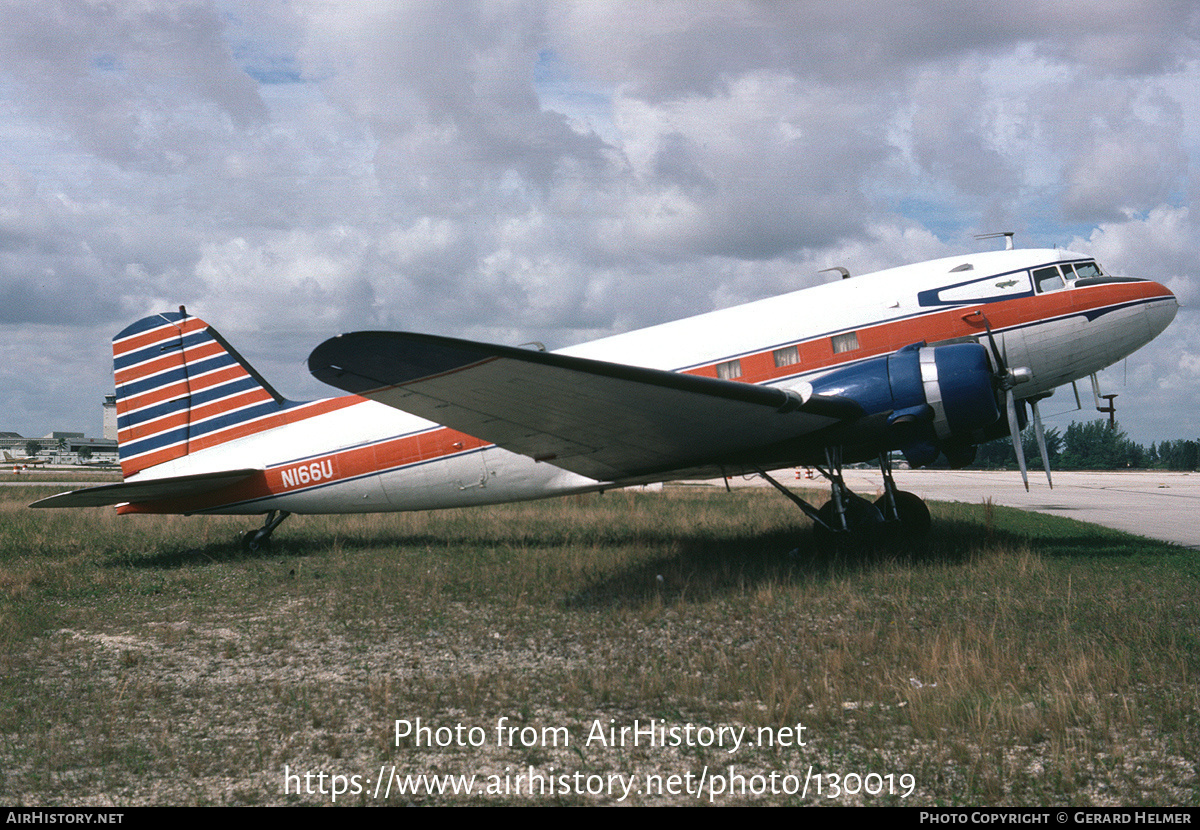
[241,510,291,551]
[756,447,930,543]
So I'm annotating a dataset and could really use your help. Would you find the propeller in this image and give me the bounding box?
[968,310,1050,490]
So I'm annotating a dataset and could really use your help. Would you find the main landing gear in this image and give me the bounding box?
[756,448,930,544]
[241,510,291,551]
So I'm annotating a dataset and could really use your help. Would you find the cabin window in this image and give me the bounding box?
[1033,266,1064,293]
[831,331,859,354]
[716,359,742,380]
[773,345,799,368]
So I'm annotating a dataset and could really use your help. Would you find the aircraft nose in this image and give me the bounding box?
[1145,280,1179,339]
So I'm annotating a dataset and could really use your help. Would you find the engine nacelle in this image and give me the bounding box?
[808,342,1000,467]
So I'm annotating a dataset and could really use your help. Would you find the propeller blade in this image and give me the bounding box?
[1006,390,1029,491]
[1030,399,1053,489]
[976,311,1006,373]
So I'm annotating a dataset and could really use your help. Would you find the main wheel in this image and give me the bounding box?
[813,494,884,543]
[874,490,931,539]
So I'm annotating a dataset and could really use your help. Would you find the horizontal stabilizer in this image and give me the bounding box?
[309,331,861,481]
[30,469,260,509]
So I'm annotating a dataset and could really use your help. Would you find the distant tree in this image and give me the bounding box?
[1022,425,1062,466]
[1059,420,1147,469]
[1185,441,1199,471]
[78,446,92,461]
[1156,439,1199,471]
[24,440,41,458]
[971,436,1013,469]
[970,420,1198,471]
[1125,440,1148,469]
[970,425,1061,470]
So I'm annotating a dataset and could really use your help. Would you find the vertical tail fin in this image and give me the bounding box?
[113,309,287,476]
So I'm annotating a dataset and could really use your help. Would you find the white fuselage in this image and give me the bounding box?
[123,248,1178,516]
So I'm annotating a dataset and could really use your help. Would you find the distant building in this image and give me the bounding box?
[0,427,116,464]
[103,394,117,441]
[46,433,118,460]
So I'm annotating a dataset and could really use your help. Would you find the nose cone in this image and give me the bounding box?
[1145,280,1179,340]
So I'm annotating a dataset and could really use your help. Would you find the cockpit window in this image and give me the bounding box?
[1033,266,1065,293]
[1073,261,1102,279]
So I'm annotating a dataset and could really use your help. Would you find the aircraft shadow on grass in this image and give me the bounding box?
[106,509,1170,612]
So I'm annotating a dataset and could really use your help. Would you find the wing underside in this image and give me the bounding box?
[309,332,861,482]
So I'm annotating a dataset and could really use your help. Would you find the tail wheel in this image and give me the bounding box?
[241,529,271,552]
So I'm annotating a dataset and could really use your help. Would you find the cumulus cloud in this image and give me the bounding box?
[0,0,266,168]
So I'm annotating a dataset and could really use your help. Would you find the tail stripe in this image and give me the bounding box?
[119,399,285,463]
[113,329,214,375]
[119,396,362,474]
[117,351,242,400]
[112,317,210,360]
[113,342,224,388]
[119,387,277,439]
[118,364,260,416]
[112,317,190,348]
[117,376,262,431]
[119,389,275,445]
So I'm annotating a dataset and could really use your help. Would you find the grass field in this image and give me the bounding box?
[1,482,1197,806]
[1,470,121,483]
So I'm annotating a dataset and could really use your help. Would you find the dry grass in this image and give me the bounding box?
[1,484,1197,805]
[0,470,121,483]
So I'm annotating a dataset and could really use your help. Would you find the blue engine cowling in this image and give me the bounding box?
[808,342,1000,467]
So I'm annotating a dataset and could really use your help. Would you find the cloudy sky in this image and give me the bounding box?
[1,0,1197,447]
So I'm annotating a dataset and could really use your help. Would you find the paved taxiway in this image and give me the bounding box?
[723,469,1199,550]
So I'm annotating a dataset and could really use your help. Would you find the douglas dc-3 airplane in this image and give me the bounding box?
[33,244,1178,549]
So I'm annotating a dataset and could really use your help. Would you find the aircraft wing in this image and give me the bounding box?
[309,332,862,482]
[30,469,261,508]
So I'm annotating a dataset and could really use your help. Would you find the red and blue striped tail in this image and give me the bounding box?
[113,310,288,477]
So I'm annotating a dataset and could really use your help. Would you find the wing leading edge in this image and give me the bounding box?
[309,332,861,482]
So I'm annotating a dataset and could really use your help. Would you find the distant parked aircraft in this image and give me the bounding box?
[5,451,48,468]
